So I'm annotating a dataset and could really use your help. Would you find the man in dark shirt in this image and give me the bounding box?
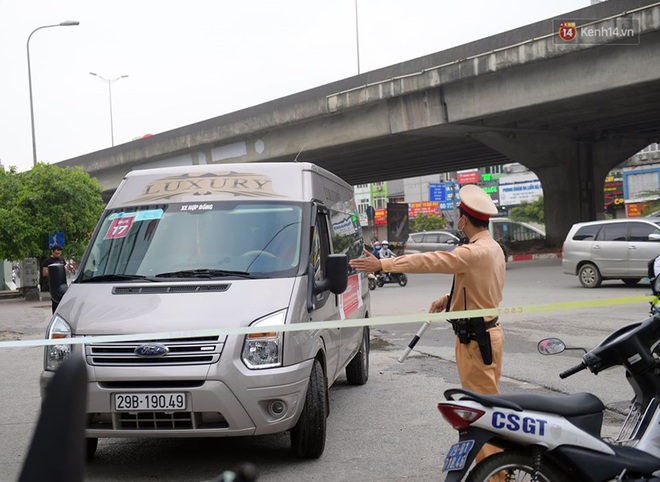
[41,244,66,313]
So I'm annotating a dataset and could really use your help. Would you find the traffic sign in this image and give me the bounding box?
[48,232,65,248]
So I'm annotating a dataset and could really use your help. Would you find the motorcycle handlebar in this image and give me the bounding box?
[559,362,587,379]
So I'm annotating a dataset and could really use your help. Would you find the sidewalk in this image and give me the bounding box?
[0,297,52,479]
[0,297,52,342]
[509,251,562,262]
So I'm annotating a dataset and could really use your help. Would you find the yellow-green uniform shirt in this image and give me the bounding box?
[379,230,505,320]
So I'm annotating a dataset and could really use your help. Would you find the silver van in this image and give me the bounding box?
[42,162,371,459]
[562,218,660,288]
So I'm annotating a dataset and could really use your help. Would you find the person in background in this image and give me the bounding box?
[378,241,397,281]
[379,240,396,259]
[372,241,382,259]
[41,244,66,313]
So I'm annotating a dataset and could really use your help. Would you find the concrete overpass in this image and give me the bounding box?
[59,0,660,246]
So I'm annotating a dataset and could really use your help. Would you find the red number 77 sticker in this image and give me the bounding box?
[104,216,135,239]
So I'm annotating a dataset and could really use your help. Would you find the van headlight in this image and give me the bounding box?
[242,310,286,369]
[44,315,72,371]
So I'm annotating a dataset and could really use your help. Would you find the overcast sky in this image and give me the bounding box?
[1,0,590,173]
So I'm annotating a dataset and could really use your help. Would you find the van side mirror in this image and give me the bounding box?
[313,255,348,295]
[48,264,68,303]
[649,234,660,242]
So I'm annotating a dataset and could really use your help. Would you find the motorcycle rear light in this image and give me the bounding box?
[437,403,485,430]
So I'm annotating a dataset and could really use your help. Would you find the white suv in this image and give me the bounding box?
[562,218,660,288]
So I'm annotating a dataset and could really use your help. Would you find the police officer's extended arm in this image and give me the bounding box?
[349,249,383,273]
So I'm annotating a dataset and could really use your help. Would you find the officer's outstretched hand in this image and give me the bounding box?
[429,294,449,313]
[349,249,383,273]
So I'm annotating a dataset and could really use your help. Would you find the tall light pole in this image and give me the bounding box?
[355,0,361,74]
[27,20,80,167]
[89,73,128,147]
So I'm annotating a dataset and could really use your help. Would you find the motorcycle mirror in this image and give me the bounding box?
[537,338,566,355]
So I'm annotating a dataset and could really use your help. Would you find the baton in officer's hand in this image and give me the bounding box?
[398,320,432,363]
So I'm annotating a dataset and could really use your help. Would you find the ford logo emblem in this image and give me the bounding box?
[135,343,169,358]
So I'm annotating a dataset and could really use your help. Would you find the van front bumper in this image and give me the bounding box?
[41,358,314,438]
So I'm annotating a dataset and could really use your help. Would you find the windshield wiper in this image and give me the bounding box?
[80,274,156,283]
[154,269,254,279]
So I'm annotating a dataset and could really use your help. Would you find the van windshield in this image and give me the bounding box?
[80,202,304,281]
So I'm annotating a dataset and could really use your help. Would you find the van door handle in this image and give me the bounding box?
[593,245,601,249]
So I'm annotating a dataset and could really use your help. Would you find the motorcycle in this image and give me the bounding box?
[437,277,660,482]
[376,271,408,287]
[368,272,378,291]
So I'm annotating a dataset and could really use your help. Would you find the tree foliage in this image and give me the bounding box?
[508,197,544,224]
[410,214,447,232]
[0,163,105,261]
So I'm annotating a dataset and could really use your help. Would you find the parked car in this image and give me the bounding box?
[445,229,469,245]
[405,230,461,254]
[489,217,546,244]
[562,218,660,288]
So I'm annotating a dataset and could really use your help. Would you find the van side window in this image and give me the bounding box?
[311,214,331,282]
[328,208,364,267]
[596,223,627,242]
[573,225,600,241]
[629,222,660,242]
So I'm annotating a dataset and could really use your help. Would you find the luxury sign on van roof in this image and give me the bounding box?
[131,171,286,203]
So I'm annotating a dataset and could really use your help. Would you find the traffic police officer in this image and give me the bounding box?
[349,184,505,465]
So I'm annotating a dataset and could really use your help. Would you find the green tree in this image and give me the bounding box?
[508,197,544,224]
[0,163,105,261]
[410,213,447,232]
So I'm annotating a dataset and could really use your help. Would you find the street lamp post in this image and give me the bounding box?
[27,20,80,167]
[355,0,361,74]
[89,73,128,147]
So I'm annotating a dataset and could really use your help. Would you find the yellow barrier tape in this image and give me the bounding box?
[0,295,653,349]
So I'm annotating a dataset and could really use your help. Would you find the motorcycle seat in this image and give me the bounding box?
[445,388,605,416]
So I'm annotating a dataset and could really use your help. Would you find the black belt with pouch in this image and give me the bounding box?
[447,317,499,365]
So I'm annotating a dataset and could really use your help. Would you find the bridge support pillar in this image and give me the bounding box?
[470,132,650,247]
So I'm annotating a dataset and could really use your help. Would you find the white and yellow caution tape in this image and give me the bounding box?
[0,295,654,349]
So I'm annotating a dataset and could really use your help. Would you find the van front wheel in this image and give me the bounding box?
[346,326,370,385]
[86,438,98,461]
[578,263,602,288]
[290,359,327,458]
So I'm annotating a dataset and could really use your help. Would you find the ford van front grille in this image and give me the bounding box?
[86,336,226,366]
[88,411,229,431]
